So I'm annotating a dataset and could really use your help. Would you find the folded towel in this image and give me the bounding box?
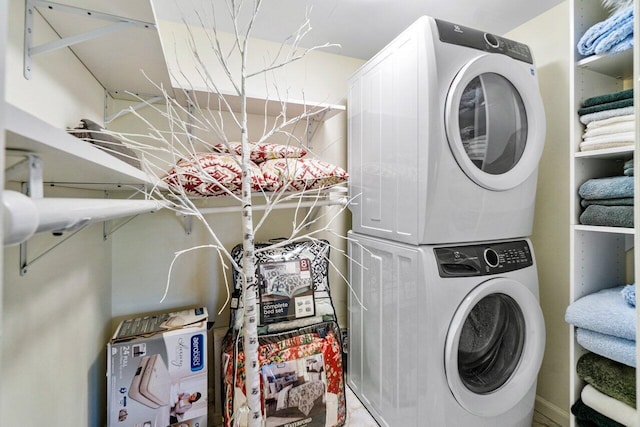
[586,114,635,129]
[583,121,634,138]
[566,286,636,339]
[582,131,636,144]
[580,205,634,228]
[625,167,634,176]
[579,141,634,152]
[578,5,634,56]
[621,284,636,307]
[623,159,634,176]
[578,176,634,200]
[581,197,634,207]
[571,398,626,427]
[576,328,635,367]
[577,352,636,408]
[604,31,634,55]
[580,106,635,125]
[582,385,637,427]
[582,89,634,108]
[578,98,634,116]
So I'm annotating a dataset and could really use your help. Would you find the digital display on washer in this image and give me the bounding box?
[434,240,533,277]
[434,18,534,64]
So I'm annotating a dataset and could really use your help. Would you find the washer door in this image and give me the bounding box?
[444,278,545,417]
[445,54,545,191]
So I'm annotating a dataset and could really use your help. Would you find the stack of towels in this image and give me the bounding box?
[578,160,634,228]
[578,88,635,152]
[566,284,637,426]
[577,4,634,57]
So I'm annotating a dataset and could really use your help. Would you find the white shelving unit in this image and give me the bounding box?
[569,1,639,426]
[4,0,347,246]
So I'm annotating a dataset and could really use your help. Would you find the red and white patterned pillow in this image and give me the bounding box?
[213,141,307,164]
[165,153,269,197]
[260,158,348,192]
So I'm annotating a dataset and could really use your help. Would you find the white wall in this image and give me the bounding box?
[506,2,570,426]
[2,0,111,426]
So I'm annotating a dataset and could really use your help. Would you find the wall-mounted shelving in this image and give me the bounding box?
[5,103,159,191]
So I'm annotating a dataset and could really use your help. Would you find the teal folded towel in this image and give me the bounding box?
[578,176,634,200]
[578,98,634,116]
[580,205,633,228]
[621,284,635,307]
[583,89,634,108]
[577,352,636,408]
[623,159,633,176]
[571,398,626,427]
[581,197,634,208]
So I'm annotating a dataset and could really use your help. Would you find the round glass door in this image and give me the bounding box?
[457,293,525,394]
[444,278,545,417]
[445,54,545,191]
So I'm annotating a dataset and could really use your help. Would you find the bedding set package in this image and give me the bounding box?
[106,307,209,427]
[222,239,346,427]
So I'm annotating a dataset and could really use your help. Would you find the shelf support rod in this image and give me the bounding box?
[24,0,156,79]
[306,109,328,149]
[19,225,88,276]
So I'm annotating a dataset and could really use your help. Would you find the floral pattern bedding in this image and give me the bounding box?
[222,322,345,427]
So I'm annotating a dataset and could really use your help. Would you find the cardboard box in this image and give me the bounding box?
[107,307,208,427]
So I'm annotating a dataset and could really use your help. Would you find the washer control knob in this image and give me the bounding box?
[484,248,500,268]
[484,33,500,48]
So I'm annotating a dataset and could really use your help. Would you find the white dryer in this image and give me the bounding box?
[347,232,545,427]
[348,16,546,245]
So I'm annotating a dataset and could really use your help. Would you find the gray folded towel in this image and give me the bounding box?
[581,197,634,208]
[578,176,634,200]
[580,205,633,228]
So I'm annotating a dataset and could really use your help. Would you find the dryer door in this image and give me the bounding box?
[444,277,545,417]
[445,54,546,191]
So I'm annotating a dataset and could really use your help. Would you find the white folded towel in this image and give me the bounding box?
[580,106,635,125]
[586,113,635,129]
[581,131,635,145]
[583,121,635,138]
[579,141,634,152]
[581,384,637,427]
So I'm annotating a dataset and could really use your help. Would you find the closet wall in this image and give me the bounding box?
[1,0,363,426]
[505,2,571,425]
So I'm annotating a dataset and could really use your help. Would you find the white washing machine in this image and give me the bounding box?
[348,16,546,245]
[347,232,545,427]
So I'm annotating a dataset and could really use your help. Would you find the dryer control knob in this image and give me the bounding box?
[484,248,500,268]
[484,33,500,48]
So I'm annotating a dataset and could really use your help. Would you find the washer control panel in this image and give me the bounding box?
[434,240,533,277]
[435,18,534,64]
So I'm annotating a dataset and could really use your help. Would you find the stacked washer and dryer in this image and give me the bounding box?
[347,17,547,426]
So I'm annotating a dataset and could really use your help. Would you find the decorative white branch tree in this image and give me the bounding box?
[106,2,354,426]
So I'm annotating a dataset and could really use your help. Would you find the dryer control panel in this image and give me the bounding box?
[434,240,533,277]
[435,18,534,64]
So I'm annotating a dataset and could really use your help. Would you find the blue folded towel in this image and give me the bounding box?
[578,176,634,200]
[578,5,634,56]
[605,32,634,55]
[565,285,635,340]
[577,328,636,368]
[621,284,636,307]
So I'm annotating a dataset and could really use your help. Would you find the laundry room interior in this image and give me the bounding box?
[1,0,638,426]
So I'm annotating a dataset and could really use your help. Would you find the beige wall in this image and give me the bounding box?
[506,2,571,426]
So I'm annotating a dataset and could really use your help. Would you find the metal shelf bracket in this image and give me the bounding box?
[24,0,156,79]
